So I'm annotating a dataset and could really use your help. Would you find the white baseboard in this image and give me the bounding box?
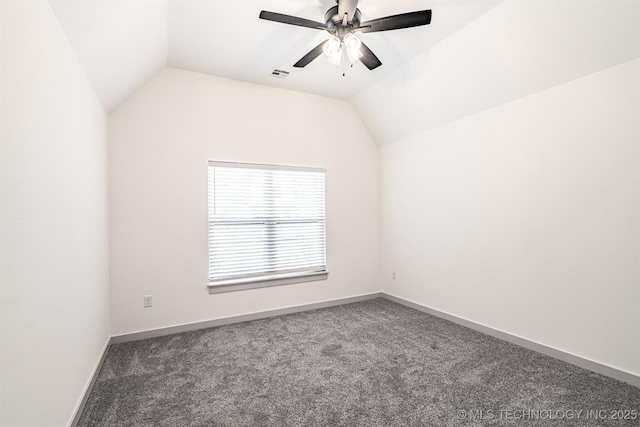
[110,292,383,344]
[68,336,111,427]
[72,290,637,424]
[382,293,640,388]
[70,294,381,424]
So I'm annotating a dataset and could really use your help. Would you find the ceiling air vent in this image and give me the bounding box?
[271,69,290,79]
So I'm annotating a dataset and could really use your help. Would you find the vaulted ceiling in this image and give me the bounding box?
[352,0,640,144]
[48,0,639,145]
[49,0,501,113]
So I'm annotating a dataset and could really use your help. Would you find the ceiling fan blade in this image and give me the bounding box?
[359,10,431,33]
[359,41,382,70]
[259,11,327,30]
[293,40,329,68]
[338,0,359,23]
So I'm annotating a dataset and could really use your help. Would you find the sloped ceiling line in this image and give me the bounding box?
[352,0,640,145]
[48,0,639,147]
[49,0,502,115]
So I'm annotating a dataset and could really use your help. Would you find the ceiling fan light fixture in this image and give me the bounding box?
[327,46,343,65]
[346,47,362,64]
[344,33,362,64]
[323,36,343,66]
[323,36,341,56]
[343,33,360,50]
[259,1,431,71]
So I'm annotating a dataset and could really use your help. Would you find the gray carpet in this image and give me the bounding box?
[77,298,639,426]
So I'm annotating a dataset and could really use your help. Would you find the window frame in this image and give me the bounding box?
[207,161,328,294]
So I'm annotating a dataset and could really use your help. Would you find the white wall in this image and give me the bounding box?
[0,1,110,426]
[379,59,640,376]
[109,68,380,336]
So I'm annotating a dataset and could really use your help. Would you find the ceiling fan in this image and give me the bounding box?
[259,0,432,71]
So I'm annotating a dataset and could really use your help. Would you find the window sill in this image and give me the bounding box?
[208,270,329,294]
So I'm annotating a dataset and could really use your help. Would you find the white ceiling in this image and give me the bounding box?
[352,0,640,145]
[49,0,501,113]
[49,0,168,114]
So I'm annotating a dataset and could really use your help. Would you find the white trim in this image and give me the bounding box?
[86,290,638,412]
[382,293,640,388]
[68,336,111,427]
[208,270,328,293]
[207,160,325,173]
[110,292,383,344]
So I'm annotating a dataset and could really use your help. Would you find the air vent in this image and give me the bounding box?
[271,69,290,79]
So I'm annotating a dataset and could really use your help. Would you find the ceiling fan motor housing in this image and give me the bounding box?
[325,5,361,37]
[259,1,431,71]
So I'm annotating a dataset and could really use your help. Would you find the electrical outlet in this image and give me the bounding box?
[391,270,397,280]
[144,295,153,308]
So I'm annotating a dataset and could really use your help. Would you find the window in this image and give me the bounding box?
[207,161,327,293]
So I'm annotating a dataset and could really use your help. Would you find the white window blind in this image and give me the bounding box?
[208,161,326,287]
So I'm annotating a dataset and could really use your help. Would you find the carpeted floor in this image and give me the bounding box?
[77,298,639,426]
